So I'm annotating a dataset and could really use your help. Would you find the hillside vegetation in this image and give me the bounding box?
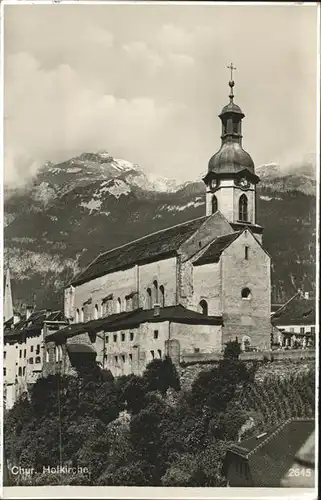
[4,347,315,487]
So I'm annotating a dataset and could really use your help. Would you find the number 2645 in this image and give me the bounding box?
[288,468,312,477]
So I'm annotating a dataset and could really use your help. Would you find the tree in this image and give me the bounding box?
[97,461,154,486]
[143,357,181,395]
[224,339,241,359]
[117,374,147,414]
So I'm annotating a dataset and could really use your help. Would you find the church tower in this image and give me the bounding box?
[4,267,13,322]
[203,64,261,234]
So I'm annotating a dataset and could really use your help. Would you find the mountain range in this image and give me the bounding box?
[4,152,316,311]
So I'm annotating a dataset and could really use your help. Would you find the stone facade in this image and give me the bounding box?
[220,229,271,350]
[56,218,271,378]
[45,80,273,379]
[3,331,43,410]
[4,315,68,410]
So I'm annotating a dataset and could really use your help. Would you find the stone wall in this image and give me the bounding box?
[69,256,177,322]
[192,262,221,315]
[100,321,170,377]
[239,349,315,362]
[221,229,271,350]
[71,266,137,321]
[139,257,177,309]
[171,323,222,356]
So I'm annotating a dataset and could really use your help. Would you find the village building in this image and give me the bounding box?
[222,418,315,487]
[3,269,68,410]
[271,290,315,349]
[44,75,272,378]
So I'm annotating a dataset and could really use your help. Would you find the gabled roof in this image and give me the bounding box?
[271,291,315,327]
[46,305,223,343]
[223,418,315,487]
[193,232,241,266]
[70,216,208,286]
[4,310,67,340]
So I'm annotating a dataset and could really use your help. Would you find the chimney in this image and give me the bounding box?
[153,304,160,317]
[26,306,33,320]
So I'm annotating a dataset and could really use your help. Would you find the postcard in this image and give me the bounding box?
[1,1,318,498]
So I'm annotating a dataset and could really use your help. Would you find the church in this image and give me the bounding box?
[44,71,272,377]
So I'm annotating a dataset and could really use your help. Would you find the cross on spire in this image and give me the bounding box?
[227,62,237,82]
[227,63,237,101]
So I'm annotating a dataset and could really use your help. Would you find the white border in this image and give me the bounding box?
[0,1,319,499]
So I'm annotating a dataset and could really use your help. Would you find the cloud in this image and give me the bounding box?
[123,41,164,76]
[156,23,214,54]
[168,53,195,67]
[85,25,114,48]
[157,24,194,51]
[4,51,184,186]
[3,5,317,187]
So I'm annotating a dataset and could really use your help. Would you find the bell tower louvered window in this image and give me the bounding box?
[239,194,248,222]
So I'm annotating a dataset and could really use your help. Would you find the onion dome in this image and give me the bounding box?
[208,142,255,175]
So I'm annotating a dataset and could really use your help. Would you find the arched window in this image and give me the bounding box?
[76,308,80,323]
[212,195,218,214]
[147,288,152,309]
[94,304,99,320]
[80,308,84,322]
[159,285,165,307]
[153,280,158,305]
[241,287,251,300]
[116,297,121,313]
[199,300,208,316]
[239,194,248,222]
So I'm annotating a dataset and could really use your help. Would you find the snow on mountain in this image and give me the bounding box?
[3,150,316,310]
[112,158,140,172]
[256,162,316,195]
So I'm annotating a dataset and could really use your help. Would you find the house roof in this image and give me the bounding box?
[271,303,285,314]
[66,343,97,355]
[70,216,208,286]
[271,291,315,327]
[45,305,223,343]
[193,231,241,266]
[230,221,263,234]
[223,418,315,487]
[4,310,68,341]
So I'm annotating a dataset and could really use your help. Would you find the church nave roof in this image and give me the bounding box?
[70,216,208,286]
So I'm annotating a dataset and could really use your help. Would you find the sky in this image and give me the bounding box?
[3,2,318,187]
